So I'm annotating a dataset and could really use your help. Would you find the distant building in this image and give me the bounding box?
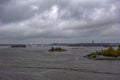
[92,40,94,44]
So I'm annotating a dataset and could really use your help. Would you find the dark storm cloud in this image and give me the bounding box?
[0,0,37,24]
[0,0,10,4]
[0,0,120,43]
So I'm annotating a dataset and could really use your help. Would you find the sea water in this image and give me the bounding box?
[0,46,120,80]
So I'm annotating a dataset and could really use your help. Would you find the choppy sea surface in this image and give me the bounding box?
[0,46,120,80]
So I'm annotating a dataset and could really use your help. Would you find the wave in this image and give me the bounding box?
[24,66,120,75]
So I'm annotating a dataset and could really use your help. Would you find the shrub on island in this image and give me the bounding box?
[48,47,67,52]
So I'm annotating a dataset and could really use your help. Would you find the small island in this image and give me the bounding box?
[48,47,67,52]
[84,45,120,60]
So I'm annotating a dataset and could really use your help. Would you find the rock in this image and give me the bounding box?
[48,47,67,52]
[94,56,120,60]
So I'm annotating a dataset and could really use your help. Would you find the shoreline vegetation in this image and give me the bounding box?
[84,45,120,60]
[48,47,67,52]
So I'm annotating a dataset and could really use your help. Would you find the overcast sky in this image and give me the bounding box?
[0,0,120,44]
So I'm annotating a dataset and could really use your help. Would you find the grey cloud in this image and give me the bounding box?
[0,0,120,43]
[0,0,10,4]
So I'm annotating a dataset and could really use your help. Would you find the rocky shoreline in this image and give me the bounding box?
[84,45,120,60]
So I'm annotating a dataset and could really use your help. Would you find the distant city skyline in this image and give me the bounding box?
[0,0,120,43]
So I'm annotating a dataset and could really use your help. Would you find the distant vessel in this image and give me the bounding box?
[11,44,26,48]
